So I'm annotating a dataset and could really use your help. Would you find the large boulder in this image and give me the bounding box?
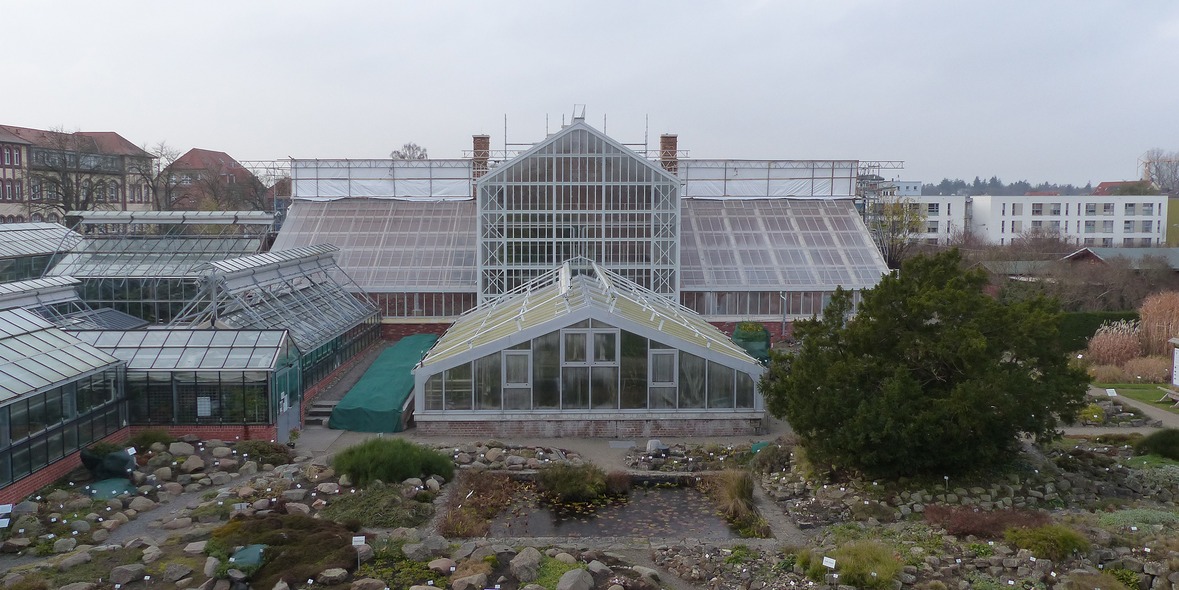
[428,557,455,574]
[351,580,385,590]
[317,568,349,585]
[165,563,194,583]
[110,563,147,585]
[451,573,488,590]
[58,551,92,571]
[556,568,594,590]
[128,496,156,512]
[181,455,206,474]
[53,537,78,553]
[402,535,448,561]
[169,442,196,456]
[511,547,544,582]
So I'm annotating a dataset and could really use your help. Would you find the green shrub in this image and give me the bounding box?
[235,440,295,466]
[1108,568,1140,589]
[831,540,903,590]
[701,470,771,538]
[535,556,585,588]
[208,514,357,590]
[356,538,448,589]
[1135,429,1179,461]
[536,463,606,503]
[87,441,124,457]
[332,438,453,486]
[128,429,173,451]
[968,543,994,557]
[604,470,631,496]
[1004,524,1090,561]
[750,442,792,474]
[1060,571,1131,590]
[1078,403,1106,424]
[796,549,828,582]
[319,482,434,528]
[1097,508,1179,528]
[725,544,755,564]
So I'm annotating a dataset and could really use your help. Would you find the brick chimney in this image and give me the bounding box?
[472,135,490,180]
[659,134,678,174]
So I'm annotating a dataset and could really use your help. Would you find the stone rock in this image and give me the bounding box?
[317,568,349,585]
[389,527,420,542]
[404,477,424,488]
[316,482,339,494]
[181,455,206,473]
[163,517,193,530]
[65,497,93,511]
[142,544,164,563]
[252,498,271,510]
[58,551,93,570]
[228,569,249,583]
[425,478,440,492]
[355,543,374,563]
[212,446,233,458]
[588,560,612,576]
[210,472,232,485]
[402,535,449,561]
[485,448,505,462]
[58,583,97,590]
[285,502,311,515]
[128,496,156,512]
[282,489,308,501]
[338,473,353,487]
[556,568,594,590]
[271,581,290,590]
[239,461,259,475]
[451,573,488,590]
[351,579,385,590]
[512,547,544,582]
[154,466,173,481]
[555,552,577,564]
[205,556,221,577]
[47,489,71,503]
[91,529,109,543]
[185,541,207,554]
[111,563,147,585]
[165,563,194,583]
[11,514,43,537]
[68,519,91,533]
[169,441,196,456]
[428,557,456,574]
[632,565,661,582]
[1,537,32,553]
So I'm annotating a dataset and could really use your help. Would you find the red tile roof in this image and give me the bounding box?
[170,148,249,176]
[75,132,151,158]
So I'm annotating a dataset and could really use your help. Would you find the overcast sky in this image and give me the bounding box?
[6,1,1178,186]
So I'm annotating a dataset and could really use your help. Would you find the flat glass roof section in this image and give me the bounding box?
[0,308,122,402]
[678,160,860,198]
[48,236,264,279]
[0,277,82,310]
[680,198,889,291]
[0,223,82,259]
[209,244,339,289]
[66,210,275,226]
[71,329,289,371]
[271,198,478,292]
[420,258,758,373]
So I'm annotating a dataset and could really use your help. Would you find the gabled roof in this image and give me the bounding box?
[1062,247,1179,270]
[0,127,31,145]
[418,259,761,376]
[477,119,680,186]
[0,308,121,402]
[170,148,251,176]
[75,132,152,158]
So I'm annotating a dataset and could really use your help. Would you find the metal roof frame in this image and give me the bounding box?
[0,308,122,402]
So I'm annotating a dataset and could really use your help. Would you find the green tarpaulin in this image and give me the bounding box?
[328,334,437,433]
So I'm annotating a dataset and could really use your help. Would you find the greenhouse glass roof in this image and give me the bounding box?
[0,308,121,402]
[172,248,378,353]
[419,259,760,374]
[680,198,888,291]
[0,223,81,259]
[48,237,264,279]
[271,198,477,291]
[66,210,275,225]
[71,329,290,371]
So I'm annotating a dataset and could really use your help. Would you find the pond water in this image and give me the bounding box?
[488,485,738,540]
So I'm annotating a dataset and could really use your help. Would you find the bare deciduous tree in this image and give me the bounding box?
[869,196,927,269]
[1142,148,1179,192]
[128,141,184,210]
[390,142,428,160]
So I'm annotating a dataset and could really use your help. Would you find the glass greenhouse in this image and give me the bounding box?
[0,222,80,283]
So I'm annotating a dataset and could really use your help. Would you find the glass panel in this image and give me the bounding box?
[619,331,647,409]
[504,352,529,385]
[561,366,589,409]
[532,331,560,409]
[563,332,585,363]
[503,387,530,410]
[593,332,617,363]
[651,351,676,383]
[678,352,706,409]
[650,386,677,409]
[474,353,501,411]
[444,364,472,410]
[707,361,735,409]
[736,373,755,408]
[425,374,443,411]
[591,367,618,409]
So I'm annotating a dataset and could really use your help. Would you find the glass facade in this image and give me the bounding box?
[0,368,124,488]
[477,123,678,302]
[424,319,755,413]
[0,253,58,283]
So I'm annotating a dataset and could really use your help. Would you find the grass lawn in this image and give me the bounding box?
[1094,382,1179,416]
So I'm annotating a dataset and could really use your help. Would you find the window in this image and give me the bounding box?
[1142,220,1153,233]
[1001,221,1006,234]
[1102,220,1114,233]
[1102,202,1114,215]
[1032,203,1043,216]
[926,220,939,234]
[14,180,21,201]
[1141,237,1154,246]
[1124,238,1135,246]
[1049,203,1061,215]
[108,181,118,202]
[1143,203,1155,216]
[1126,203,1137,216]
[1125,220,1135,233]
[1049,220,1061,231]
[1085,203,1097,216]
[1032,220,1043,228]
[13,148,18,166]
[947,203,951,216]
[1012,202,1023,215]
[1102,237,1113,247]
[927,203,940,215]
[1084,237,1095,245]
[3,147,9,165]
[1084,220,1096,233]
[1011,220,1023,233]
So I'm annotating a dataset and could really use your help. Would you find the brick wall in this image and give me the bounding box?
[0,427,130,504]
[416,418,763,438]
[380,321,451,341]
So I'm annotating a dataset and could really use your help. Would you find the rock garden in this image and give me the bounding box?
[5,424,1179,590]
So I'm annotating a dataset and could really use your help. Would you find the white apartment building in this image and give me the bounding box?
[905,194,1167,247]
